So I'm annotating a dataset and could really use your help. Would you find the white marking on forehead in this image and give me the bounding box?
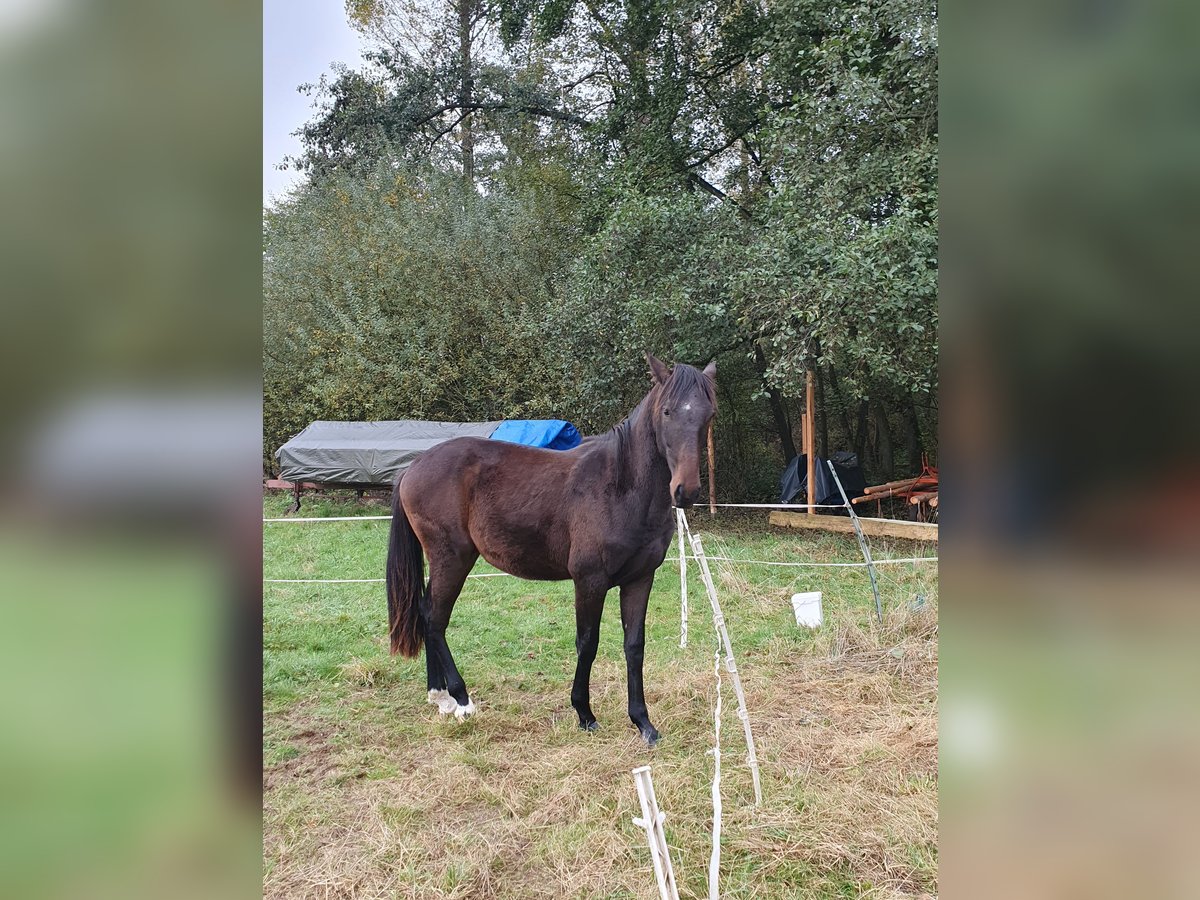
[684,404,692,411]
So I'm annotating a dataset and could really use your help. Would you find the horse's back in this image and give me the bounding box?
[400,436,584,579]
[403,436,578,497]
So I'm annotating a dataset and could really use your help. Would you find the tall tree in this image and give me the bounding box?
[267,0,939,481]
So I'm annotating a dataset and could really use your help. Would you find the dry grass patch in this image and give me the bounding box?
[743,602,937,897]
[265,604,937,898]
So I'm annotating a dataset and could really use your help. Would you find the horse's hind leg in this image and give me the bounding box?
[422,548,479,719]
[425,642,455,714]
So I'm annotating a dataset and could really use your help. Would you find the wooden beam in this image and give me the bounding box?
[768,511,938,543]
[805,369,815,515]
[264,479,323,491]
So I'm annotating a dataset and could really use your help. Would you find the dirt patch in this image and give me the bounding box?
[264,721,343,791]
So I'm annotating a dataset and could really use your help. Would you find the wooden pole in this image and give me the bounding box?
[863,476,923,495]
[707,420,717,518]
[805,369,816,515]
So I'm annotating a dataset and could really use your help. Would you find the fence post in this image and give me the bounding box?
[631,766,680,900]
[826,460,883,624]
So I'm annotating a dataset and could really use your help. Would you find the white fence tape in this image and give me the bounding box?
[685,554,937,568]
[261,501,848,525]
[264,556,935,585]
[708,624,723,900]
[264,572,512,584]
[677,513,689,648]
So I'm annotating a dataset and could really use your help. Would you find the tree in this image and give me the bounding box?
[263,161,583,466]
[266,0,940,483]
[347,0,490,183]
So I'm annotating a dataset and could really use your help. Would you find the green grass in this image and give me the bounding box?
[263,491,938,899]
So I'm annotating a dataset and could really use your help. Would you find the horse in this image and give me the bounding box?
[385,354,716,745]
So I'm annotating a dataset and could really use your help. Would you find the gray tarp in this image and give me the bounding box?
[276,420,501,485]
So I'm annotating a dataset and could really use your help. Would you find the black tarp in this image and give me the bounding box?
[778,451,867,508]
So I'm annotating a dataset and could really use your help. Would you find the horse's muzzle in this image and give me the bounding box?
[673,485,698,509]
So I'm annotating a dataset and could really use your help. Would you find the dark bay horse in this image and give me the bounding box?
[385,354,716,745]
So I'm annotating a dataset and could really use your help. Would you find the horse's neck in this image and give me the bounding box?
[617,395,672,520]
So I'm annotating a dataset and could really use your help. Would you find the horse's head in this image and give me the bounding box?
[647,353,717,509]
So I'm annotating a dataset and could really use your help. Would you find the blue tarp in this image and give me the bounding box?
[489,419,582,450]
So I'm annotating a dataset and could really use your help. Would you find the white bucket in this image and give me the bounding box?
[791,591,823,628]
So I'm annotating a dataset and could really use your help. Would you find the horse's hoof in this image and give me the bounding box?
[452,698,476,720]
[640,726,661,747]
[579,719,600,732]
[428,689,458,715]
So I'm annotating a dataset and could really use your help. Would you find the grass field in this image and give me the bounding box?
[263,492,938,899]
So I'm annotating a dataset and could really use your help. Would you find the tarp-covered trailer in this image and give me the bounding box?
[272,419,582,510]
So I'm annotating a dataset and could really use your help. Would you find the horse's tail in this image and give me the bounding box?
[386,475,425,658]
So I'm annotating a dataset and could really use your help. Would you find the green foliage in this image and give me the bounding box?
[744,0,939,398]
[266,0,939,485]
[541,191,746,429]
[264,162,582,461]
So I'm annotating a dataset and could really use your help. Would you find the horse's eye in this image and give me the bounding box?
[663,409,671,416]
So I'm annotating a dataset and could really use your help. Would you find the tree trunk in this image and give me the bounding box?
[458,0,475,184]
[854,398,869,466]
[825,364,856,455]
[753,344,797,462]
[871,399,894,480]
[903,395,924,473]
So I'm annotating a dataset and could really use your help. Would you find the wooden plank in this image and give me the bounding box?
[768,511,938,543]
[805,369,815,515]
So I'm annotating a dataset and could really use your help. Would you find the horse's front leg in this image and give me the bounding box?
[570,575,607,731]
[619,573,659,746]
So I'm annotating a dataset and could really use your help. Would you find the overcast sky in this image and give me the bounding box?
[263,0,369,207]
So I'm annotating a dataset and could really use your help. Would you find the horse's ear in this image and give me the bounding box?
[646,353,670,385]
[702,360,717,380]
